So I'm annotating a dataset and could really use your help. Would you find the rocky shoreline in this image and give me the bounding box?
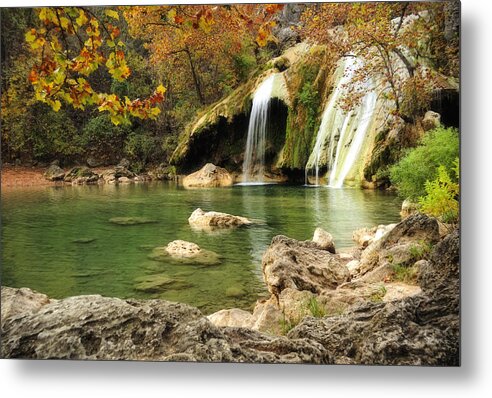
[1,212,459,365]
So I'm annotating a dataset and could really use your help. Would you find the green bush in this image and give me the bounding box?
[80,114,131,163]
[419,158,459,222]
[389,126,459,199]
[124,131,166,172]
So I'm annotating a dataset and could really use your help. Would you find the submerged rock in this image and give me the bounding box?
[149,241,221,266]
[182,163,233,188]
[109,217,158,226]
[71,238,96,244]
[1,287,330,363]
[188,208,252,230]
[44,164,65,181]
[133,274,187,293]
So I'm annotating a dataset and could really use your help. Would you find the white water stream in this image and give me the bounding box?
[241,74,276,184]
[305,57,377,187]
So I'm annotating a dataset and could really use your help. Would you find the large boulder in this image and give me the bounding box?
[182,163,233,188]
[288,231,460,366]
[43,164,65,181]
[355,213,440,279]
[188,208,252,230]
[1,287,330,363]
[262,235,350,298]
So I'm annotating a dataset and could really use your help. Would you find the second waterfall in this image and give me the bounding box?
[241,74,276,184]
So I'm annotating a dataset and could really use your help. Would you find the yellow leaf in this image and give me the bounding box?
[76,10,88,26]
[25,30,36,43]
[60,17,70,30]
[52,100,61,112]
[156,84,166,95]
[105,9,120,20]
[110,115,121,125]
[167,9,176,22]
[150,107,161,117]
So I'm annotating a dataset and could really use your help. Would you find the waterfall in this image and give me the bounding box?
[328,88,377,187]
[305,57,358,185]
[241,74,276,184]
[305,56,377,187]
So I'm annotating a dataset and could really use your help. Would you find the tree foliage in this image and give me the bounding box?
[24,7,165,125]
[301,2,459,121]
[419,158,459,223]
[123,4,283,106]
[389,126,459,200]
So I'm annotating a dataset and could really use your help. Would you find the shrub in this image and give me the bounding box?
[389,126,459,199]
[81,114,130,162]
[370,286,387,302]
[391,264,418,284]
[419,158,460,223]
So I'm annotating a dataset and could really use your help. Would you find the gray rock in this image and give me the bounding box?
[400,198,419,219]
[44,164,65,181]
[356,214,440,277]
[312,227,336,253]
[188,208,252,231]
[1,288,330,363]
[1,287,53,321]
[64,167,99,184]
[289,231,460,366]
[262,235,350,298]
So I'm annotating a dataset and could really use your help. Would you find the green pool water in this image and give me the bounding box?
[1,182,402,314]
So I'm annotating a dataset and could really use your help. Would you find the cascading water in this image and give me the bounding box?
[241,74,276,184]
[305,56,378,188]
[328,87,377,188]
[305,57,358,186]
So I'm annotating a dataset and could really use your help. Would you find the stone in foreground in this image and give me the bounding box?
[1,287,330,363]
[262,235,350,297]
[183,163,233,188]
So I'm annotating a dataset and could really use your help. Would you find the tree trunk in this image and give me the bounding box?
[185,47,205,105]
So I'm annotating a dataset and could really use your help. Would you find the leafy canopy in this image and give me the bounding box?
[25,7,165,125]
